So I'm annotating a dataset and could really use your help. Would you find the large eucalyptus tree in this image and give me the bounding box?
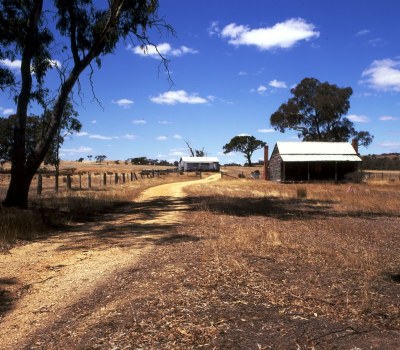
[0,0,172,207]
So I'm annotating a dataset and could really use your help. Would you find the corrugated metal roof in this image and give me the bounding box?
[277,142,357,155]
[281,154,362,162]
[180,156,219,163]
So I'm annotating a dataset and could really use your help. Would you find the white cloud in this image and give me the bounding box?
[347,114,370,123]
[156,136,168,141]
[379,115,398,121]
[129,43,198,58]
[269,79,287,88]
[361,59,400,91]
[150,90,208,105]
[221,18,319,51]
[60,146,93,153]
[158,120,172,124]
[76,131,89,137]
[132,119,147,124]
[173,134,182,139]
[258,128,275,133]
[257,85,267,94]
[208,21,220,36]
[237,133,250,137]
[91,120,97,124]
[355,29,370,37]
[112,98,134,109]
[121,134,136,140]
[0,107,14,116]
[89,134,113,140]
[0,59,21,70]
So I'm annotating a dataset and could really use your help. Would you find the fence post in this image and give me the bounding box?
[133,172,138,180]
[115,173,119,184]
[37,174,42,195]
[103,173,107,186]
[88,172,92,188]
[122,173,126,184]
[79,173,82,189]
[66,174,72,190]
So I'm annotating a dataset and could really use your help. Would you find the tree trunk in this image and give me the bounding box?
[246,154,252,166]
[3,168,35,208]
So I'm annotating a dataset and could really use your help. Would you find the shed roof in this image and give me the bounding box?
[275,142,361,162]
[180,156,219,163]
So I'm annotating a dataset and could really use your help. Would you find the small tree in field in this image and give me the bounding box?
[95,155,107,164]
[223,136,266,166]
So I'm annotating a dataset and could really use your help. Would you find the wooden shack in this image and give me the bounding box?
[267,142,362,182]
[178,156,220,172]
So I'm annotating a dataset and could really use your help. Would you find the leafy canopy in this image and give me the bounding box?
[270,78,373,147]
[223,135,266,166]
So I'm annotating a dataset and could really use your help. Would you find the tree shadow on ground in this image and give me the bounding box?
[38,196,204,252]
[0,277,18,319]
[186,195,398,220]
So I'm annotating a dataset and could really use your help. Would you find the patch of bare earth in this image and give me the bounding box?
[1,176,399,349]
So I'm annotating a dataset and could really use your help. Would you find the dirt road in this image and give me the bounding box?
[0,174,220,350]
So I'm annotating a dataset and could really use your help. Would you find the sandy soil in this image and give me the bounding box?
[0,174,221,350]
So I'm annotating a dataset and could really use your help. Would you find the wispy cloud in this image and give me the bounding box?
[378,141,400,149]
[347,114,370,123]
[112,98,134,109]
[132,119,147,124]
[221,18,319,51]
[121,134,136,140]
[129,43,198,58]
[173,134,182,139]
[258,128,275,133]
[76,131,89,137]
[61,146,93,153]
[208,21,220,36]
[257,85,267,94]
[355,29,370,37]
[0,107,14,116]
[89,134,113,140]
[156,136,168,141]
[361,59,400,91]
[269,79,287,88]
[150,90,209,105]
[379,115,398,121]
[158,120,172,125]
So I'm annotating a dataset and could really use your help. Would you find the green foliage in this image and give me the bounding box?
[223,135,266,166]
[270,77,373,146]
[0,0,172,208]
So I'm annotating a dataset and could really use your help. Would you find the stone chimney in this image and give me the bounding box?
[352,138,358,154]
[263,145,269,180]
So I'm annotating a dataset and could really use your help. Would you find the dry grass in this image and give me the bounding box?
[61,178,399,349]
[0,175,191,244]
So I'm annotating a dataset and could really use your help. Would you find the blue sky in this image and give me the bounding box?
[1,0,400,164]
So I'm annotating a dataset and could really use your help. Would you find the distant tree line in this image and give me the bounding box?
[362,154,400,170]
[125,157,176,166]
